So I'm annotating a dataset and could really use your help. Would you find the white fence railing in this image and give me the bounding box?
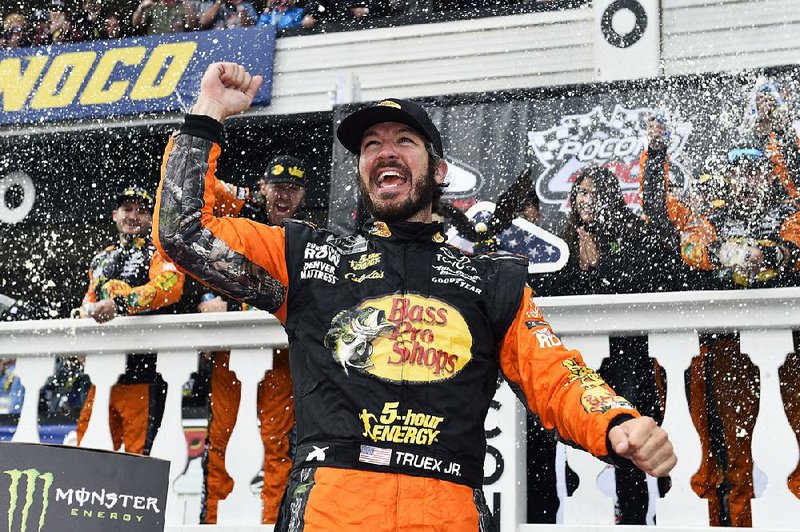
[1,288,799,531]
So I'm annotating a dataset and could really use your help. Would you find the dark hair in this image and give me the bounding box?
[427,141,446,212]
[562,165,642,267]
[523,189,540,210]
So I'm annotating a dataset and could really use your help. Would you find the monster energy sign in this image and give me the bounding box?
[0,442,168,532]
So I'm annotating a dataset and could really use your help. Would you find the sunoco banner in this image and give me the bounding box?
[0,442,169,532]
[0,27,275,126]
[329,65,800,239]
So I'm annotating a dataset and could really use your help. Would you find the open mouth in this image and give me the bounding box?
[374,167,409,192]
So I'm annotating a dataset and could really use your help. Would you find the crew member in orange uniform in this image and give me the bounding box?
[199,156,306,524]
[77,186,184,455]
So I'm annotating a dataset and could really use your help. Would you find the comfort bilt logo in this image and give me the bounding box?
[4,468,54,532]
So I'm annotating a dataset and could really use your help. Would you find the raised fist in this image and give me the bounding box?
[192,62,264,122]
[646,115,670,151]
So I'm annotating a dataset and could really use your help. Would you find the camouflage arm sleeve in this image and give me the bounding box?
[153,116,289,318]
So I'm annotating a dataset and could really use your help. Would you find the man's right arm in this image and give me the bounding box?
[153,63,289,317]
[153,117,289,321]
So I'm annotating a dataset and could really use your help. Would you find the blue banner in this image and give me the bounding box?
[0,27,276,126]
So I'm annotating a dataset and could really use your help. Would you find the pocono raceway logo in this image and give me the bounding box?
[527,105,693,211]
[3,468,161,530]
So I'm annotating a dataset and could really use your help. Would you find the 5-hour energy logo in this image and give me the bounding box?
[359,402,444,445]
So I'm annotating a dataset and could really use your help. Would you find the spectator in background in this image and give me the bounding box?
[542,165,680,296]
[194,155,305,524]
[72,0,109,41]
[102,9,123,39]
[132,0,198,35]
[75,186,185,456]
[750,79,800,200]
[302,0,378,26]
[199,0,257,29]
[0,359,24,416]
[2,13,30,49]
[256,0,310,29]
[39,357,92,422]
[29,9,51,46]
[48,0,74,44]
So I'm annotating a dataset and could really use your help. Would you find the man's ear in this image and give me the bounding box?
[111,209,119,222]
[435,159,448,185]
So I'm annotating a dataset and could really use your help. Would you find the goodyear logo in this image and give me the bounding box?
[324,294,472,383]
[0,28,275,125]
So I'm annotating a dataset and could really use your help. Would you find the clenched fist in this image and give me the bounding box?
[608,416,676,477]
[192,62,264,123]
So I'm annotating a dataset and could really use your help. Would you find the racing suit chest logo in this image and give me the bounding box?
[324,294,473,383]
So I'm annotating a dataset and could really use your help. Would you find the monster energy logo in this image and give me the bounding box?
[4,469,53,532]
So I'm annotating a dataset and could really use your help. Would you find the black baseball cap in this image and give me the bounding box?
[263,155,306,188]
[336,98,444,157]
[116,186,154,212]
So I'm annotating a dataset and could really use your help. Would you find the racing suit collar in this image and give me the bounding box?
[363,219,445,243]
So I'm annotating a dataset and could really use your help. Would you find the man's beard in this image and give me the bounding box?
[359,161,438,223]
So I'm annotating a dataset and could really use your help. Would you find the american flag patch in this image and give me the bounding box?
[358,445,392,466]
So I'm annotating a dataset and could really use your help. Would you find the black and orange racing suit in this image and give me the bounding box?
[76,235,184,455]
[765,126,800,201]
[640,145,800,525]
[198,179,295,524]
[154,115,642,531]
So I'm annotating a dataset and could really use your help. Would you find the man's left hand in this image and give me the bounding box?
[608,416,676,477]
[87,299,117,323]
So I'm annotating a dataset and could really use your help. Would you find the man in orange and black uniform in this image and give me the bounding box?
[199,156,305,524]
[154,62,676,530]
[640,119,800,526]
[753,80,800,201]
[77,186,184,455]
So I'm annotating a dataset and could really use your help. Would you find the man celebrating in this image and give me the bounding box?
[154,63,676,530]
[78,186,184,455]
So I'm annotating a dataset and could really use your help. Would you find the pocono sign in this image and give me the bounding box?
[527,105,694,212]
[0,27,275,125]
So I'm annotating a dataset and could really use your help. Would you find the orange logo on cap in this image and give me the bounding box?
[377,100,401,109]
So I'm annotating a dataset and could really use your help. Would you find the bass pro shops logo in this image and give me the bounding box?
[4,468,54,532]
[527,105,692,210]
[324,294,473,383]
